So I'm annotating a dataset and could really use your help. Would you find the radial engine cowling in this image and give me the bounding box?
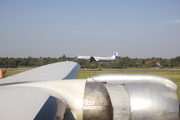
[83,74,179,120]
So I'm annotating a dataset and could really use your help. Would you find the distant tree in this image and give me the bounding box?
[160,59,169,67]
[1,55,180,68]
[61,54,67,61]
[18,58,29,66]
[127,62,134,67]
[142,59,145,65]
[3,58,18,68]
[0,58,4,67]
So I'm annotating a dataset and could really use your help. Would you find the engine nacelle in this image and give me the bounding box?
[82,74,179,120]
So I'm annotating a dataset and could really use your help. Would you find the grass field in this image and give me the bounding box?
[5,71,23,77]
[2,70,180,99]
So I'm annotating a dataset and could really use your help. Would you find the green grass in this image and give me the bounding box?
[5,71,23,77]
[0,71,22,79]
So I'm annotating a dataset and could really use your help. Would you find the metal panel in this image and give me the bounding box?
[90,74,178,91]
[0,85,67,120]
[0,86,50,120]
[125,83,179,120]
[105,84,130,120]
[19,80,87,120]
[83,82,113,120]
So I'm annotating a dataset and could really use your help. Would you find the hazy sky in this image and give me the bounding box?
[0,0,180,58]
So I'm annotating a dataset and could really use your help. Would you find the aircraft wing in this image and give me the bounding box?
[0,61,80,85]
[0,61,81,120]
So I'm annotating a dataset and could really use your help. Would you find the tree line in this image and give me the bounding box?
[0,55,180,69]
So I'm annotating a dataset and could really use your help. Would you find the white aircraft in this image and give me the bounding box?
[0,61,179,120]
[74,52,119,62]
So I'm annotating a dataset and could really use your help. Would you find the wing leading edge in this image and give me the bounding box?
[0,61,80,85]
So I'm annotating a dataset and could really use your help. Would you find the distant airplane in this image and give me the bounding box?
[74,52,119,62]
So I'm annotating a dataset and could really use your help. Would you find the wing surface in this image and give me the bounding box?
[0,61,80,85]
[0,86,67,120]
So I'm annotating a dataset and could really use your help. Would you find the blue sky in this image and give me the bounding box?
[0,0,180,58]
